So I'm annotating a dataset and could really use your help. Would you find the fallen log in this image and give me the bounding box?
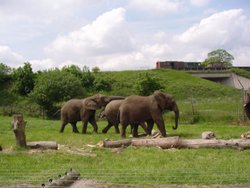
[27,141,58,150]
[103,137,250,150]
[131,137,179,149]
[103,139,131,148]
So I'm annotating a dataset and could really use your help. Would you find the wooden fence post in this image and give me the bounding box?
[11,114,27,148]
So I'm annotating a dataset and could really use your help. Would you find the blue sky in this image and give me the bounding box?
[0,0,250,71]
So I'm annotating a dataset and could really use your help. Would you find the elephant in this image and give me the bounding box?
[60,94,124,133]
[244,88,250,120]
[101,100,147,134]
[119,90,179,138]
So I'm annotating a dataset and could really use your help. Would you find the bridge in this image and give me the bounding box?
[190,71,250,90]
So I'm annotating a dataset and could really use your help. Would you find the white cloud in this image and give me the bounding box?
[176,9,250,65]
[45,8,135,69]
[190,0,210,7]
[178,9,250,48]
[128,0,184,15]
[4,6,249,71]
[0,46,24,68]
[232,47,250,66]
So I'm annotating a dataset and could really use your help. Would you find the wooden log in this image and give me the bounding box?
[131,137,180,149]
[11,114,27,148]
[103,139,132,148]
[27,141,58,150]
[103,137,250,150]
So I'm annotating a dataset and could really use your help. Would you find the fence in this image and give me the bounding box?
[0,168,250,187]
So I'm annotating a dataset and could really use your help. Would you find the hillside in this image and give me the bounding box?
[95,69,240,99]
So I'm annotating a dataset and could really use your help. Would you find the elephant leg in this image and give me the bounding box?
[129,124,133,134]
[146,120,154,135]
[89,116,98,133]
[114,123,120,134]
[121,124,129,138]
[70,122,79,133]
[102,121,113,133]
[153,117,167,137]
[139,122,148,133]
[132,124,139,137]
[82,121,88,134]
[60,122,67,133]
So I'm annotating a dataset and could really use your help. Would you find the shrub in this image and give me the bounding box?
[30,69,84,118]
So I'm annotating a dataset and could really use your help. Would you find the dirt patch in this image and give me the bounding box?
[70,180,250,188]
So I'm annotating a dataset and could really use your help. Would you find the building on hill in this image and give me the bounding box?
[156,61,202,70]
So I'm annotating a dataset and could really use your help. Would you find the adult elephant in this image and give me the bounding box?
[244,88,250,120]
[119,91,179,138]
[101,100,147,134]
[60,94,124,133]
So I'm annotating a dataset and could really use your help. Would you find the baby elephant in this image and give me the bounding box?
[102,100,147,135]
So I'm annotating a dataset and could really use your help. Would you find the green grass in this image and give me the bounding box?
[1,115,250,186]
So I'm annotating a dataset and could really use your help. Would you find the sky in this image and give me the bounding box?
[0,0,250,71]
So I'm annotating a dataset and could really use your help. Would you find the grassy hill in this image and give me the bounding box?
[94,69,243,124]
[95,69,240,99]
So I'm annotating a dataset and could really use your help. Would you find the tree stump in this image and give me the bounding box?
[11,114,27,148]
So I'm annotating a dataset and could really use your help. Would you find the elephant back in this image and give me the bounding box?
[61,99,82,123]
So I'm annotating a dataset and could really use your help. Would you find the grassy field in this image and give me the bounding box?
[1,115,250,186]
[0,69,249,186]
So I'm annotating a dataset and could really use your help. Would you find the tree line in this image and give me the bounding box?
[0,63,162,118]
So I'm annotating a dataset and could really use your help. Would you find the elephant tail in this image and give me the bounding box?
[117,109,121,123]
[53,109,61,117]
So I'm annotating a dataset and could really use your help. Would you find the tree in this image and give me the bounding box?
[30,69,84,117]
[92,66,100,73]
[0,63,11,87]
[12,62,35,95]
[81,69,95,90]
[202,49,234,68]
[61,65,82,79]
[136,73,163,96]
[94,78,112,92]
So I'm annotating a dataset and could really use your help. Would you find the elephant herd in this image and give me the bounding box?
[59,91,179,138]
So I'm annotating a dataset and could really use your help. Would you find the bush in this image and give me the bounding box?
[136,73,163,96]
[12,62,35,96]
[30,69,84,118]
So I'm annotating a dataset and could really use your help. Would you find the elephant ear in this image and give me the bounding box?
[153,91,166,111]
[84,99,99,110]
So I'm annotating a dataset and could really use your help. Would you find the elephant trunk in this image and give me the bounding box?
[172,105,179,130]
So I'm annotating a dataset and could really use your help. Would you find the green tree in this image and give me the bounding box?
[0,63,11,87]
[81,69,95,90]
[61,64,82,79]
[136,73,163,96]
[30,69,84,117]
[202,49,234,68]
[92,66,100,73]
[94,78,112,92]
[12,62,35,95]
